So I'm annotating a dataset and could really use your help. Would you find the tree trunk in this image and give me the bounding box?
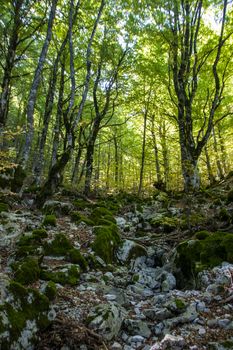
[151,117,162,184]
[138,110,147,195]
[21,0,58,168]
[0,0,23,128]
[36,0,105,205]
[113,134,119,188]
[212,127,224,179]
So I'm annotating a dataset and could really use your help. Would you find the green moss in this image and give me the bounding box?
[13,257,40,285]
[132,274,139,283]
[195,231,210,240]
[150,216,179,233]
[73,199,93,210]
[92,225,121,264]
[44,233,73,256]
[32,228,48,239]
[91,207,113,218]
[219,207,230,222]
[44,281,57,301]
[0,281,50,346]
[40,265,79,286]
[221,233,233,262]
[66,248,88,271]
[43,214,56,226]
[11,166,26,192]
[227,189,233,203]
[221,340,233,349]
[176,231,233,279]
[174,298,186,310]
[0,202,9,213]
[175,239,202,277]
[71,211,94,226]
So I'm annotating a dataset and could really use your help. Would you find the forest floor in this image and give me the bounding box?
[0,176,233,350]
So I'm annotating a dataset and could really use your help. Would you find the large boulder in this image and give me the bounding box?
[116,239,147,263]
[87,303,126,340]
[0,281,54,349]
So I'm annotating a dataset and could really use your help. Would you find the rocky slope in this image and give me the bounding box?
[0,178,233,350]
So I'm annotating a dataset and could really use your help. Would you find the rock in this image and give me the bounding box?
[129,335,145,343]
[87,303,126,340]
[111,341,123,350]
[144,308,172,321]
[161,272,176,291]
[116,217,127,230]
[116,239,147,263]
[43,200,73,216]
[149,334,185,350]
[0,281,52,349]
[123,319,151,338]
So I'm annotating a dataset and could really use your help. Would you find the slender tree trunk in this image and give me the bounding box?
[51,58,65,168]
[204,144,215,185]
[217,124,228,174]
[84,121,100,195]
[106,141,111,190]
[151,116,162,185]
[212,127,224,179]
[21,0,58,168]
[113,134,119,188]
[37,0,105,206]
[0,0,23,128]
[138,110,147,195]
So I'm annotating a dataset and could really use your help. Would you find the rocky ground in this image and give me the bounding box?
[0,177,233,350]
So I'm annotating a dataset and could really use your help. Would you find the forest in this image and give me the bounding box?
[0,1,233,350]
[0,0,232,198]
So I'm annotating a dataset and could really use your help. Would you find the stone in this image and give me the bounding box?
[116,217,127,230]
[144,308,172,321]
[111,341,123,350]
[117,239,147,263]
[87,303,126,340]
[123,319,151,338]
[160,334,185,349]
[161,272,176,291]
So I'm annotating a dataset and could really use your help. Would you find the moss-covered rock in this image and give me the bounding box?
[175,231,233,281]
[43,200,73,215]
[73,199,93,210]
[40,265,80,286]
[150,215,180,233]
[0,202,9,213]
[44,233,72,256]
[66,248,88,271]
[11,165,26,192]
[43,214,56,226]
[32,228,48,239]
[44,281,57,301]
[12,257,40,285]
[0,281,51,349]
[91,207,113,219]
[71,211,94,226]
[195,230,210,240]
[92,225,121,264]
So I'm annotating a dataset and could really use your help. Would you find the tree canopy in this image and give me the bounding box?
[0,0,233,199]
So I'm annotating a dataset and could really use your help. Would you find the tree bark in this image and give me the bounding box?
[21,0,58,168]
[0,0,24,128]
